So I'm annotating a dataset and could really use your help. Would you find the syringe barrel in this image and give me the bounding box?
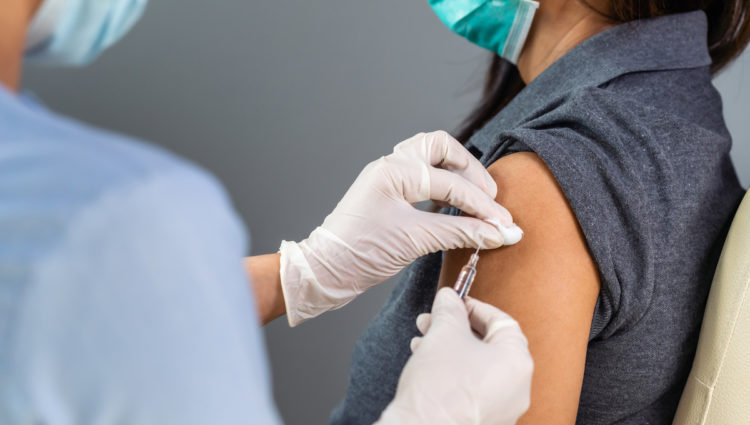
[453,265,477,299]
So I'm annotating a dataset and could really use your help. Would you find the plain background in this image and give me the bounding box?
[22,1,750,424]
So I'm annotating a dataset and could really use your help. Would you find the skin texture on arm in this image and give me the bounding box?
[438,152,600,424]
[245,254,286,325]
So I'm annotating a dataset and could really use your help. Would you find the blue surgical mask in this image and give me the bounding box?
[25,0,149,66]
[428,0,539,64]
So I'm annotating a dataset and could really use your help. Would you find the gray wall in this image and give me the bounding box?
[22,1,750,424]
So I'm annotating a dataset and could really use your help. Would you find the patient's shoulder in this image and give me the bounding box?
[486,152,590,259]
[440,151,601,424]
[442,150,600,311]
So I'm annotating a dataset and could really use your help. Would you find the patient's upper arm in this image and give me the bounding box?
[438,152,600,425]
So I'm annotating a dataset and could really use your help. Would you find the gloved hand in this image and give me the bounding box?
[377,288,533,425]
[279,131,523,326]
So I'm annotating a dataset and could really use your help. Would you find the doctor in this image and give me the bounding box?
[0,1,532,424]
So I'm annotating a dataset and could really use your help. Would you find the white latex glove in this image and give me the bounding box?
[377,288,533,425]
[279,131,523,326]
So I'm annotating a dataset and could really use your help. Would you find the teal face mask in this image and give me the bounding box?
[428,0,539,64]
[25,0,149,66]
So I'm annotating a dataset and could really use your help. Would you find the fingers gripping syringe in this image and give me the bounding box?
[453,245,480,299]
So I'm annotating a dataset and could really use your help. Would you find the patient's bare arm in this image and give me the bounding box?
[438,152,600,425]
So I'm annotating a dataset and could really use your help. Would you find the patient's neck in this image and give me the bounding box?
[1,0,42,92]
[517,0,614,84]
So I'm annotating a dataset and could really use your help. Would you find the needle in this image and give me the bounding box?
[453,236,482,299]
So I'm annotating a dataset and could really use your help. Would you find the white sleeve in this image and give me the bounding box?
[9,168,282,425]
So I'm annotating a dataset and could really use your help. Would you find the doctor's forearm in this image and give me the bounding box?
[244,254,286,325]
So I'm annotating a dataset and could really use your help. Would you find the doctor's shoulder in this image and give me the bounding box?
[0,104,272,424]
[0,98,246,269]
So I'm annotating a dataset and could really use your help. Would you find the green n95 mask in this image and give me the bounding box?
[428,0,539,64]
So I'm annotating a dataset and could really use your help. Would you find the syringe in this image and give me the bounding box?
[453,245,480,299]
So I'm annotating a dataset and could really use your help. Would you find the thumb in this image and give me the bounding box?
[426,287,471,335]
[465,296,527,346]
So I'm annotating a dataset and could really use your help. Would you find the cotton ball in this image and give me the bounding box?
[484,218,524,245]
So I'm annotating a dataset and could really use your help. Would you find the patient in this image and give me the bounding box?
[330,1,750,424]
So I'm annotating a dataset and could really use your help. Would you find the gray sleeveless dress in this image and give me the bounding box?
[330,11,745,425]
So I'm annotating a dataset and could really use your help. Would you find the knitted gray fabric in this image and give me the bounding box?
[329,11,745,425]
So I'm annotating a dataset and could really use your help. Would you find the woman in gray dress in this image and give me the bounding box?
[330,1,750,424]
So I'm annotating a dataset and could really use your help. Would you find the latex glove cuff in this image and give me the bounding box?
[279,227,360,327]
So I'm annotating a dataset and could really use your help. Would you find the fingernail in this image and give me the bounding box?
[484,217,507,230]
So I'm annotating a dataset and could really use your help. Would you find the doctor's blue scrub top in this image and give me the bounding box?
[0,86,282,424]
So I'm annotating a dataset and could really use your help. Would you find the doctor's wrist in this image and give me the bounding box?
[244,253,286,325]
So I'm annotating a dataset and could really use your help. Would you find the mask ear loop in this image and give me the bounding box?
[501,0,540,64]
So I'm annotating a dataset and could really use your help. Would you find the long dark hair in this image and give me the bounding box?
[454,0,750,143]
